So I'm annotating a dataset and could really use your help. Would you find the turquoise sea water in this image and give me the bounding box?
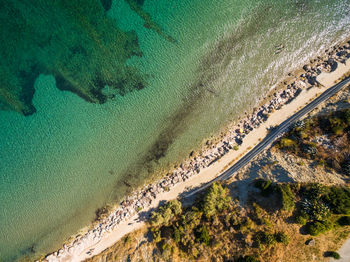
[1,0,349,260]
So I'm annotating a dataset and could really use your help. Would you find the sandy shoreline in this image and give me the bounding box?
[43,39,350,262]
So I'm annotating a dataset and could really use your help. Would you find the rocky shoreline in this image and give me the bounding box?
[44,39,350,262]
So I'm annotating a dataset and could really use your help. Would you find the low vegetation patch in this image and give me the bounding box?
[275,109,350,176]
[324,251,341,259]
[86,180,350,262]
[146,180,350,260]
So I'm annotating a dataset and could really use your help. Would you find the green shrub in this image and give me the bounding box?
[254,179,274,197]
[197,225,210,246]
[324,251,340,259]
[278,184,295,212]
[306,200,330,221]
[323,187,350,214]
[254,231,288,246]
[151,228,162,242]
[182,210,202,231]
[254,231,277,247]
[173,227,181,243]
[202,182,232,218]
[329,116,346,135]
[332,126,344,135]
[161,242,174,258]
[151,212,165,227]
[150,199,182,226]
[167,199,182,215]
[275,232,290,245]
[306,220,333,236]
[295,210,309,225]
[191,246,199,258]
[299,185,331,220]
[279,138,297,148]
[299,131,308,139]
[302,184,326,201]
[337,216,350,226]
[239,217,255,232]
[235,255,260,262]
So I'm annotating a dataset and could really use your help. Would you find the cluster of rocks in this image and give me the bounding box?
[305,41,350,76]
[45,40,350,262]
[312,135,335,151]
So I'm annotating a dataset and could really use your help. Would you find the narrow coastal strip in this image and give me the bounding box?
[187,75,350,197]
[44,39,350,262]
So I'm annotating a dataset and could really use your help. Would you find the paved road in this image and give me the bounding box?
[187,77,350,197]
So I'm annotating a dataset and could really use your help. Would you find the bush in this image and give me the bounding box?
[150,199,182,226]
[329,116,346,135]
[235,255,260,262]
[167,199,182,215]
[278,184,295,212]
[279,138,297,148]
[302,184,326,201]
[254,179,274,197]
[305,220,333,236]
[191,246,199,258]
[299,131,308,139]
[161,242,174,259]
[301,199,330,221]
[202,182,232,218]
[337,216,350,226]
[197,225,210,245]
[323,187,350,214]
[239,217,255,232]
[173,227,181,243]
[275,232,290,245]
[151,228,162,242]
[295,210,309,225]
[332,126,344,135]
[182,210,202,231]
[254,231,276,247]
[324,251,340,259]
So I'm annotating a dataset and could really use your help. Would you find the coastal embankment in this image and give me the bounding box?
[44,39,350,262]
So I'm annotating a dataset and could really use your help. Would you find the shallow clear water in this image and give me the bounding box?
[0,0,349,260]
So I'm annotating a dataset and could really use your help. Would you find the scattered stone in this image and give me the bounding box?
[305,238,315,246]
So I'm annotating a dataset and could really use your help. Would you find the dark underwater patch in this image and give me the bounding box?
[0,0,173,116]
[124,0,177,44]
[100,0,112,11]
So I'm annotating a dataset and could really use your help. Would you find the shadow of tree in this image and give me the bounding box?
[270,165,293,182]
